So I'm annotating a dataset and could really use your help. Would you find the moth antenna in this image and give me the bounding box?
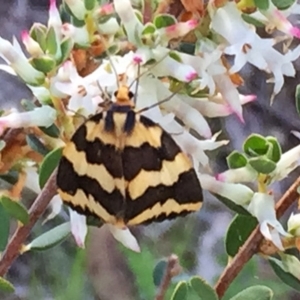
[106,54,120,88]
[133,63,141,105]
[66,109,87,121]
[98,34,120,88]
[128,52,170,90]
[97,80,110,101]
[136,83,184,114]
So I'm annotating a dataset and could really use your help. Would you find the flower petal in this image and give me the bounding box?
[107,224,140,252]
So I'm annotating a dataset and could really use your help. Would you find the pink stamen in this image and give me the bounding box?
[185,71,198,82]
[133,55,143,64]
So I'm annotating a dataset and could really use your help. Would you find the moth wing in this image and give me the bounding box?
[122,115,203,225]
[57,114,126,225]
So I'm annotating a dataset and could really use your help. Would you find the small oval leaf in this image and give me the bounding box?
[254,0,269,10]
[226,214,258,257]
[248,157,276,174]
[189,276,218,300]
[31,55,56,73]
[227,151,248,169]
[272,0,295,10]
[39,147,63,189]
[1,196,29,225]
[213,194,251,216]
[266,137,281,163]
[0,203,10,251]
[39,124,60,138]
[230,285,273,300]
[171,281,189,300]
[269,258,300,291]
[26,222,71,251]
[153,260,167,287]
[26,134,49,156]
[243,134,268,157]
[154,14,176,29]
[0,276,15,293]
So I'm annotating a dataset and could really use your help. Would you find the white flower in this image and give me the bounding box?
[0,36,45,85]
[107,224,140,252]
[114,0,143,45]
[269,144,300,183]
[0,106,56,135]
[287,213,300,236]
[200,174,254,206]
[183,93,256,118]
[249,0,300,38]
[48,0,63,35]
[69,208,88,248]
[21,30,44,57]
[211,2,300,96]
[248,193,290,250]
[61,23,89,46]
[216,166,258,183]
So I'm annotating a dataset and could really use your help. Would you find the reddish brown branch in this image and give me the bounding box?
[155,254,181,300]
[0,169,58,276]
[214,176,300,299]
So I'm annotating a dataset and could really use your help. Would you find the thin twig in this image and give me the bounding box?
[0,169,58,276]
[214,175,300,299]
[155,254,180,300]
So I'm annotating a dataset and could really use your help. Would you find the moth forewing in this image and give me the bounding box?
[57,84,203,227]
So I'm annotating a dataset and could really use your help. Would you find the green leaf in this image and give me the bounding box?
[153,259,167,287]
[84,0,96,10]
[30,24,47,52]
[272,0,295,10]
[39,147,63,189]
[1,196,29,225]
[171,281,189,300]
[39,124,60,138]
[142,23,156,35]
[26,222,71,251]
[26,134,49,156]
[31,55,56,73]
[225,214,258,257]
[227,151,248,169]
[154,14,176,29]
[0,203,10,251]
[243,134,268,157]
[254,0,269,10]
[189,276,218,300]
[265,137,281,162]
[213,194,251,216]
[70,15,85,27]
[229,285,273,300]
[0,276,15,293]
[46,27,58,56]
[0,170,19,185]
[241,14,265,27]
[295,84,300,117]
[248,157,276,174]
[59,38,74,65]
[269,258,300,291]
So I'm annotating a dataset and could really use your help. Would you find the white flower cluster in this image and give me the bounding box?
[0,0,300,251]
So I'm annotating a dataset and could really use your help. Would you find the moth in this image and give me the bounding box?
[57,84,203,228]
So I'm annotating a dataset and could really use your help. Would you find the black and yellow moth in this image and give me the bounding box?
[57,85,203,228]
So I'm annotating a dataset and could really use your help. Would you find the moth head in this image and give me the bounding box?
[114,85,135,107]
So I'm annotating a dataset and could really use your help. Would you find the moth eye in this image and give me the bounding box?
[128,91,134,99]
[114,91,118,97]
